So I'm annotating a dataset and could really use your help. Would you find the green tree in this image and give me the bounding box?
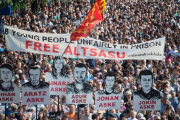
[0,0,49,11]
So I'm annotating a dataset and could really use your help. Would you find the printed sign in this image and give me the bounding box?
[0,64,20,103]
[66,63,93,104]
[95,71,121,110]
[22,66,51,105]
[95,94,121,110]
[133,70,162,110]
[45,56,72,95]
[4,25,165,60]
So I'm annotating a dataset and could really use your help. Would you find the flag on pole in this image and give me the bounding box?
[70,0,106,41]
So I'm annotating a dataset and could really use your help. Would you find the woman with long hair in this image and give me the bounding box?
[51,56,69,79]
[51,56,68,79]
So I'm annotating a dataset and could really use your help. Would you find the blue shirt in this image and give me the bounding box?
[169,97,178,111]
[85,73,93,82]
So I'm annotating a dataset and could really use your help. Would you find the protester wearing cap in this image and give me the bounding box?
[108,113,115,120]
[140,117,146,120]
[97,110,103,119]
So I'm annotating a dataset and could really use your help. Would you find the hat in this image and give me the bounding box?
[165,103,171,107]
[97,110,103,114]
[125,69,130,72]
[15,74,19,79]
[136,65,140,68]
[140,117,146,120]
[29,106,36,111]
[123,77,128,81]
[177,78,180,82]
[108,113,115,118]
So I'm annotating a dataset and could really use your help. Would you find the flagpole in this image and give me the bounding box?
[61,42,71,57]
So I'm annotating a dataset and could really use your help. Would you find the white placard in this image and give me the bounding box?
[22,87,50,105]
[95,94,121,110]
[46,73,72,95]
[22,66,51,105]
[0,64,20,103]
[45,56,72,96]
[0,83,20,103]
[66,63,93,104]
[133,70,162,110]
[133,95,161,110]
[66,93,93,104]
[4,25,165,60]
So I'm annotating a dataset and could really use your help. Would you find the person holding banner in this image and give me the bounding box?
[66,63,93,94]
[134,70,162,100]
[97,71,118,95]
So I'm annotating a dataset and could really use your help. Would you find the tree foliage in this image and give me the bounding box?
[0,0,49,11]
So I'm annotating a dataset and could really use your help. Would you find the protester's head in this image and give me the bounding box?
[177,106,180,115]
[11,104,18,113]
[68,104,76,114]
[108,112,115,120]
[62,114,70,120]
[17,106,23,116]
[21,113,28,120]
[38,112,44,119]
[137,113,143,119]
[84,106,90,116]
[73,63,87,84]
[0,64,13,82]
[8,113,15,120]
[131,111,137,119]
[28,66,41,86]
[154,115,161,120]
[97,110,103,119]
[92,114,99,120]
[105,71,116,89]
[52,104,57,112]
[139,70,153,91]
[90,105,95,113]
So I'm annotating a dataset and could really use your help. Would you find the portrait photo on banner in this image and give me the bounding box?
[95,71,121,110]
[133,70,162,110]
[66,63,93,104]
[45,56,72,96]
[0,64,20,103]
[22,66,51,105]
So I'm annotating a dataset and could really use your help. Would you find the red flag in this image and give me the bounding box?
[70,0,106,41]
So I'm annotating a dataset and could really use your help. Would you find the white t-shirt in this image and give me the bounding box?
[127,118,138,120]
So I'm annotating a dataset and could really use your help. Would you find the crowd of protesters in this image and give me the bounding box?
[1,0,180,119]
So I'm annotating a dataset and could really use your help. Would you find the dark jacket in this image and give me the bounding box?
[96,88,119,95]
[22,81,49,90]
[133,88,162,100]
[66,82,93,94]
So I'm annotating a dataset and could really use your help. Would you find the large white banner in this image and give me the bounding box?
[4,25,165,60]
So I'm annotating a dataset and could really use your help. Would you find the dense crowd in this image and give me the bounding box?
[1,0,180,119]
